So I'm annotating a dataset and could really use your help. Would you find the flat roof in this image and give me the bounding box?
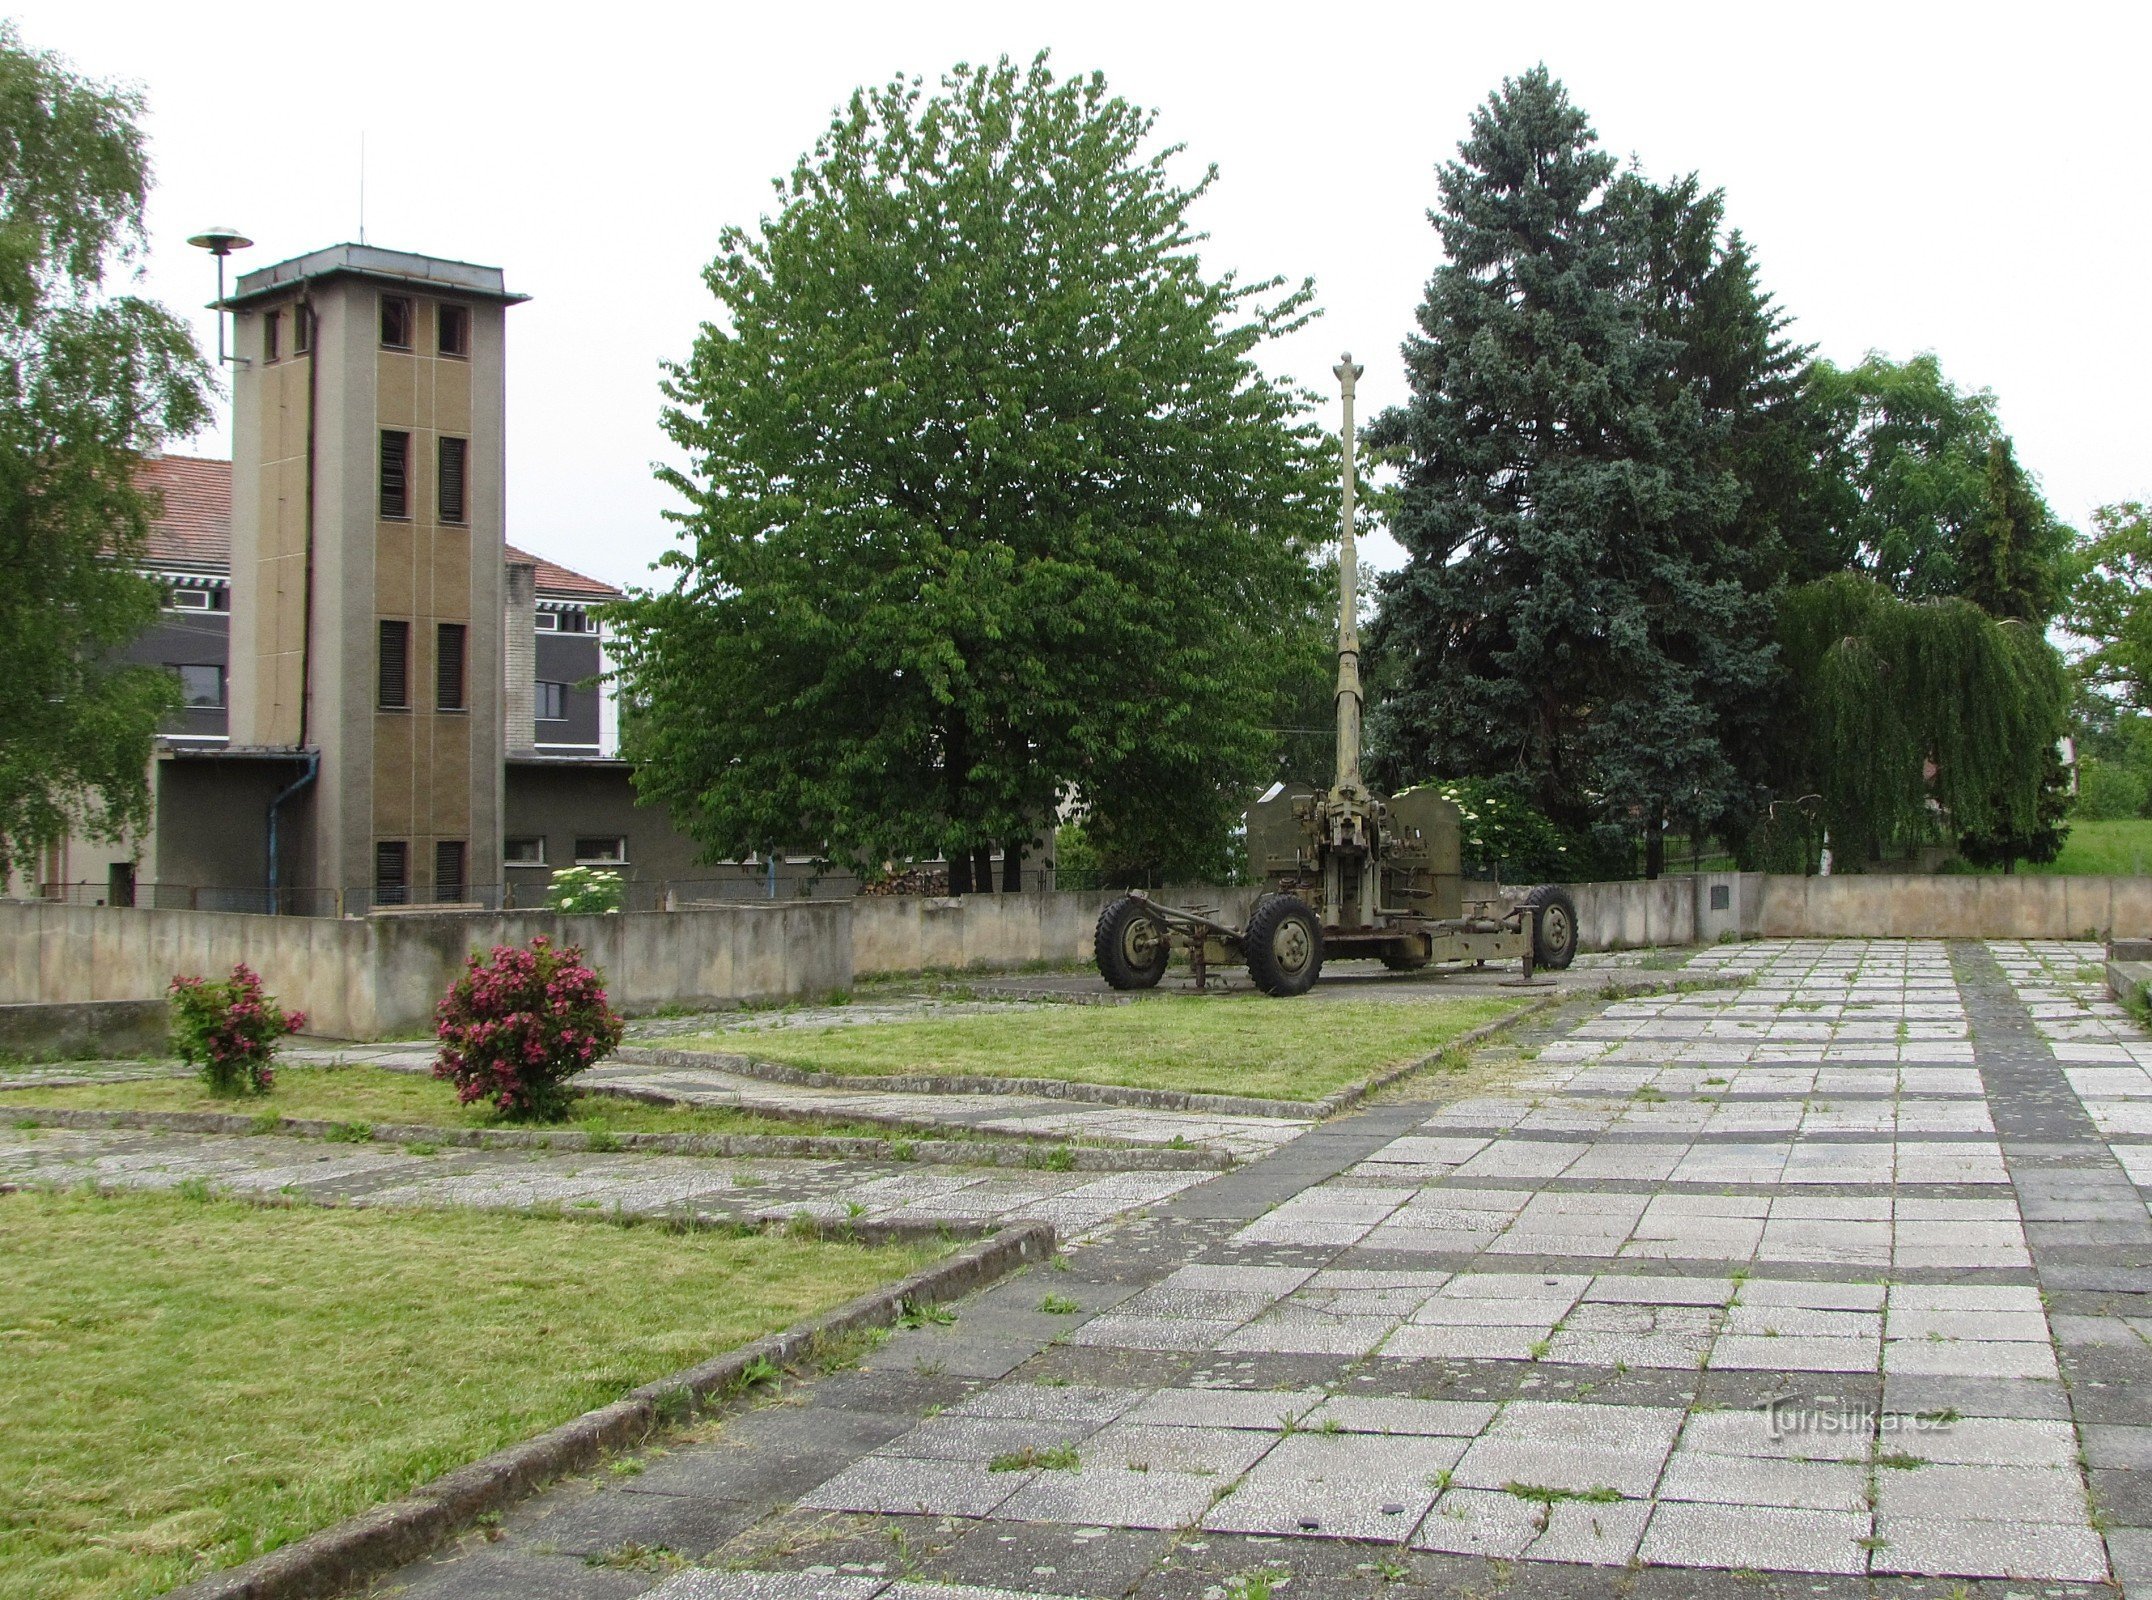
[224,244,528,309]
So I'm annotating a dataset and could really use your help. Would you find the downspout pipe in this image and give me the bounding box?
[267,752,319,915]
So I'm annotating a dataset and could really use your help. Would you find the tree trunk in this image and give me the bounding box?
[1002,840,1023,894]
[973,846,996,894]
[1644,805,1665,881]
[948,851,973,896]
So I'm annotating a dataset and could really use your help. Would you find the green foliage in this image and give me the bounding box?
[609,54,1330,887]
[1808,354,2069,616]
[1414,777,1572,880]
[2071,758,2145,821]
[1960,438,2066,623]
[1365,67,1808,854]
[1776,574,2068,865]
[2064,502,2152,711]
[1957,741,2071,873]
[544,865,623,914]
[0,26,211,876]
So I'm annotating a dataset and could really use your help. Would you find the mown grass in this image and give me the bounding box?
[0,1187,941,1600]
[675,994,1527,1101]
[1,1065,916,1142]
[2018,818,2152,876]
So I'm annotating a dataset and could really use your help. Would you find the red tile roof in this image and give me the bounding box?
[506,544,621,601]
[138,454,232,570]
[128,454,621,600]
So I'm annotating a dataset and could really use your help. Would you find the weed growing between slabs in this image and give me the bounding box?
[0,1186,944,1600]
[677,993,1529,1101]
[1,1065,933,1143]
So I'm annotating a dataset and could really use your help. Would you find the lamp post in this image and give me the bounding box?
[186,226,253,366]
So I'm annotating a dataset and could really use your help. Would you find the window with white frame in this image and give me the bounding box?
[573,836,627,866]
[165,588,213,612]
[504,837,546,866]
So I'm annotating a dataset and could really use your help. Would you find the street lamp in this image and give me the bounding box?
[186,226,254,366]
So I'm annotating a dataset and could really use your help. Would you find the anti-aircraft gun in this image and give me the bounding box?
[1093,353,1580,996]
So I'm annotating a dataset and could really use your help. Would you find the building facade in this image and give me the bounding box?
[18,244,725,913]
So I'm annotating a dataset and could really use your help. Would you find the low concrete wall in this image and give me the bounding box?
[850,885,1263,976]
[0,999,169,1059]
[0,901,850,1040]
[13,872,2152,1041]
[1753,875,2152,941]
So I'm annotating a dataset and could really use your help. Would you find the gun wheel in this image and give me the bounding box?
[1095,896,1168,990]
[1523,884,1579,970]
[1246,894,1323,997]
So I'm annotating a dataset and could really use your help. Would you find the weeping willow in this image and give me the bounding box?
[1778,574,2067,862]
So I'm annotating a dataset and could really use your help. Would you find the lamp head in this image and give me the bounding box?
[186,226,253,257]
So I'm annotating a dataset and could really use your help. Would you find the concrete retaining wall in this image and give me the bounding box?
[10,872,2152,1040]
[1752,875,2152,941]
[850,885,1264,976]
[0,901,849,1040]
[0,999,170,1059]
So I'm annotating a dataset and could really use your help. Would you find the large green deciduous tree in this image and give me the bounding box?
[0,26,211,879]
[1808,353,2071,618]
[609,55,1330,890]
[2064,502,2152,711]
[1366,67,1823,873]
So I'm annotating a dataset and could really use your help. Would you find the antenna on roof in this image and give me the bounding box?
[187,226,254,366]
[358,132,367,245]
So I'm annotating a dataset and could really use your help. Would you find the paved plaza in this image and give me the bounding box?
[16,938,2152,1596]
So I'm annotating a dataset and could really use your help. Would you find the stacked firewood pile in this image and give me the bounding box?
[857,866,951,897]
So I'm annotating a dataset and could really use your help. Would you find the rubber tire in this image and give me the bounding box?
[1523,884,1580,970]
[1380,939,1431,972]
[1245,894,1324,997]
[1095,896,1168,990]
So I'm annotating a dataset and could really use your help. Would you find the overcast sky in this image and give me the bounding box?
[25,1,2151,586]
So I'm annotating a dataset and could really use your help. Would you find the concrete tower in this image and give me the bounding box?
[223,245,525,906]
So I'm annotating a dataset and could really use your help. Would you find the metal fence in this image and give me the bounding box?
[23,868,1089,918]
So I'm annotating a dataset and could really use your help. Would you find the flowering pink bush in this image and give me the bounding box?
[168,963,307,1095]
[433,936,625,1121]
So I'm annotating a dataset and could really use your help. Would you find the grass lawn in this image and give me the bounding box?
[676,993,1528,1102]
[2018,818,2152,876]
[1,1065,916,1143]
[0,1188,940,1600]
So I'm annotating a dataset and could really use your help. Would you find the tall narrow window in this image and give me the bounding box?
[537,681,568,721]
[379,430,410,519]
[262,309,280,362]
[375,840,408,906]
[434,840,467,903]
[437,436,468,523]
[438,303,470,357]
[378,619,409,709]
[435,622,466,711]
[293,304,311,353]
[380,294,412,348]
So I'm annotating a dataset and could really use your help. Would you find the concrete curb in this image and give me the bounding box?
[612,1045,1330,1120]
[158,1219,1055,1600]
[0,1106,1231,1173]
[1305,991,1567,1117]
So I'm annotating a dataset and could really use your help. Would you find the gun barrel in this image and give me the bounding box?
[1333,353,1366,794]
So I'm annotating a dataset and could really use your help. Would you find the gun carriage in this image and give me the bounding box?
[1093,353,1580,997]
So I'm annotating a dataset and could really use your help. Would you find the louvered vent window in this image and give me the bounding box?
[379,430,410,519]
[438,436,468,523]
[436,623,466,711]
[378,620,409,709]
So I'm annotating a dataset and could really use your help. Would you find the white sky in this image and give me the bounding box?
[25,1,2151,587]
